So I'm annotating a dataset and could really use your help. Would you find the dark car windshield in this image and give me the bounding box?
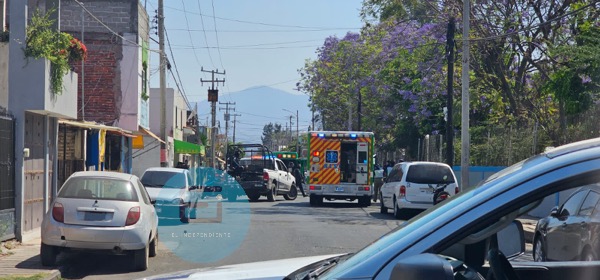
[58,177,138,201]
[406,164,455,184]
[141,171,186,189]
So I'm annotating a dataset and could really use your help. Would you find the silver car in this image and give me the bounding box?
[140,167,201,223]
[41,171,159,271]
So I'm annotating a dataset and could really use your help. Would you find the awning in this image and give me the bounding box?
[137,126,165,144]
[59,119,134,135]
[174,139,205,155]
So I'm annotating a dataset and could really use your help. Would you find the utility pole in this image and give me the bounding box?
[295,110,299,154]
[461,0,470,190]
[200,68,225,168]
[220,101,235,159]
[80,2,85,121]
[195,103,202,166]
[231,113,241,143]
[445,17,455,167]
[158,0,167,167]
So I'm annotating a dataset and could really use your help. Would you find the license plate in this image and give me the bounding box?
[84,212,106,221]
[335,187,344,192]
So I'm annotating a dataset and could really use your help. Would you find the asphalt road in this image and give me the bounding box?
[55,195,404,280]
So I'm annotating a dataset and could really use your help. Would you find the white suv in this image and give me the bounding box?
[380,161,458,219]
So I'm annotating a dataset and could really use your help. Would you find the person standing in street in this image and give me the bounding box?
[289,162,307,197]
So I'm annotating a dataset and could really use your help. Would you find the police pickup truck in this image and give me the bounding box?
[227,144,298,202]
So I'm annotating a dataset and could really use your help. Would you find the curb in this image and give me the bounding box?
[42,270,61,280]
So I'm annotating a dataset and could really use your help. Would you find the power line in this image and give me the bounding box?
[167,28,362,33]
[165,27,192,110]
[181,0,203,67]
[163,4,361,30]
[196,0,216,68]
[74,0,161,53]
[210,0,226,70]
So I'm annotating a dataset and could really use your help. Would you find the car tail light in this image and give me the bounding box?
[439,193,449,200]
[399,185,406,198]
[263,171,269,181]
[455,186,459,194]
[52,202,64,223]
[126,206,141,226]
[310,185,316,190]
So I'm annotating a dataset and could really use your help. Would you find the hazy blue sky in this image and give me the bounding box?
[145,0,364,103]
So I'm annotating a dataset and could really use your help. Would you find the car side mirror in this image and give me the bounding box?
[189,186,198,190]
[390,253,453,280]
[550,206,560,217]
[496,220,525,259]
[151,199,156,205]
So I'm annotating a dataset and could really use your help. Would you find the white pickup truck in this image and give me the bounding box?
[227,144,298,202]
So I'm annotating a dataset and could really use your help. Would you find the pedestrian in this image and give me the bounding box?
[289,162,307,197]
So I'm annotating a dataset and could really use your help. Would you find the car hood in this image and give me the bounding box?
[145,187,187,201]
[139,254,342,280]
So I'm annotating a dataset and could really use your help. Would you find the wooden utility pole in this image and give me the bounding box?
[461,0,471,190]
[200,68,225,168]
[445,17,455,166]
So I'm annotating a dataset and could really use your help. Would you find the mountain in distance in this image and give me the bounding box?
[195,86,314,144]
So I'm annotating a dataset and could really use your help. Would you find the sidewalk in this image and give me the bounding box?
[0,229,60,280]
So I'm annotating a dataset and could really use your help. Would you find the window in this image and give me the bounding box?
[136,180,151,205]
[406,164,455,184]
[578,190,600,216]
[560,190,587,217]
[141,171,187,189]
[58,177,138,202]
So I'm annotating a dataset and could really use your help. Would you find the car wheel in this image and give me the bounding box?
[149,235,158,258]
[380,193,388,214]
[267,182,277,202]
[248,193,261,202]
[40,243,57,266]
[284,185,298,200]
[581,247,595,261]
[309,195,322,206]
[393,197,403,219]
[180,204,190,223]
[133,245,149,271]
[533,236,546,262]
[358,196,370,207]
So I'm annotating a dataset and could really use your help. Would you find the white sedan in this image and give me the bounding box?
[41,171,159,271]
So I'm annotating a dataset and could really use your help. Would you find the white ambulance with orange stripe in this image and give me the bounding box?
[306,131,375,207]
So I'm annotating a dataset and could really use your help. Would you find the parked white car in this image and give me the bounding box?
[140,167,201,223]
[41,171,159,271]
[380,161,458,219]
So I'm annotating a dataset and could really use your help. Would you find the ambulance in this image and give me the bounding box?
[306,131,375,206]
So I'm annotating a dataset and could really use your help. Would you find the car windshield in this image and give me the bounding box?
[406,164,455,184]
[58,177,138,202]
[141,171,186,189]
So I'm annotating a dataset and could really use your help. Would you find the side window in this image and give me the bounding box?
[560,190,587,217]
[387,169,398,182]
[136,180,151,205]
[578,190,600,216]
[277,160,286,172]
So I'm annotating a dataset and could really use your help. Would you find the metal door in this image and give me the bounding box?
[356,142,369,184]
[0,116,15,241]
[23,113,45,231]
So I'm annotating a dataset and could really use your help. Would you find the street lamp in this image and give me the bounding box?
[283,109,299,154]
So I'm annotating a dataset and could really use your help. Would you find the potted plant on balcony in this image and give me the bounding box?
[24,9,87,95]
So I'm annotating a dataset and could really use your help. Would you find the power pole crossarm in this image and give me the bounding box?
[200,68,226,168]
